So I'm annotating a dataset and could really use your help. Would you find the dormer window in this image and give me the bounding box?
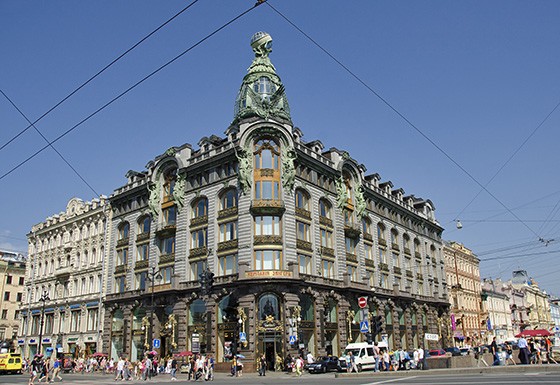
[253,76,276,101]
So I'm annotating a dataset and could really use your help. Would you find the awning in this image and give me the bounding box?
[515,329,552,338]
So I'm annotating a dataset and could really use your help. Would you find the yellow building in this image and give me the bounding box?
[511,270,553,331]
[0,250,26,350]
[443,241,483,345]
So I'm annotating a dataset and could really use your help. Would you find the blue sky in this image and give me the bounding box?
[2,1,560,295]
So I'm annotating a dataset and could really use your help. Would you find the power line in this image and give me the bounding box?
[0,2,263,182]
[0,0,201,153]
[480,248,560,262]
[265,2,543,240]
[0,89,100,197]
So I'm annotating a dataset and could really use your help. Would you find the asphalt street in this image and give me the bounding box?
[1,368,560,385]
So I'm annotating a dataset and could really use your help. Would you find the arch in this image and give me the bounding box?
[294,188,311,210]
[319,198,333,219]
[258,293,280,320]
[219,188,238,210]
[118,222,130,240]
[362,216,372,235]
[377,222,386,241]
[191,197,209,218]
[137,215,151,234]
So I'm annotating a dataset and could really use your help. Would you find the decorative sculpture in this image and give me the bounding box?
[281,145,297,191]
[335,176,348,209]
[235,143,253,195]
[148,182,161,218]
[354,181,366,219]
[172,173,186,212]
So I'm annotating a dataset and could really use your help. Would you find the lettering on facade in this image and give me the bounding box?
[245,270,293,278]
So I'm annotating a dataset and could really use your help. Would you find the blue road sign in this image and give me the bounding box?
[360,321,369,333]
[239,332,247,342]
[153,338,161,348]
[289,335,297,345]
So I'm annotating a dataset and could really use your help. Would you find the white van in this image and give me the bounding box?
[341,342,387,371]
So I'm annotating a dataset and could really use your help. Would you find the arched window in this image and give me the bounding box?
[254,139,279,170]
[118,222,130,240]
[138,216,151,234]
[253,76,276,101]
[188,299,206,325]
[258,293,280,320]
[295,189,310,210]
[377,223,386,242]
[220,189,238,210]
[362,217,372,235]
[193,198,208,218]
[319,199,332,219]
[300,294,314,321]
[390,229,399,246]
[112,310,124,332]
[163,168,177,202]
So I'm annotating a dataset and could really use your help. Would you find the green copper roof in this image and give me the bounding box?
[233,32,291,124]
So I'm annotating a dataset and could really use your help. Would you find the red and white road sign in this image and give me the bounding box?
[358,296,367,309]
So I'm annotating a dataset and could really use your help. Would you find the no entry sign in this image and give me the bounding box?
[358,296,367,308]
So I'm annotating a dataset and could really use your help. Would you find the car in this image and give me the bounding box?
[307,356,342,373]
[459,347,471,356]
[0,353,22,374]
[428,349,446,356]
[444,347,462,356]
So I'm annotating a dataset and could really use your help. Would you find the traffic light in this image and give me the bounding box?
[373,315,384,336]
[199,268,215,296]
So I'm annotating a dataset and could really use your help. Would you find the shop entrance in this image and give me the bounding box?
[257,333,282,371]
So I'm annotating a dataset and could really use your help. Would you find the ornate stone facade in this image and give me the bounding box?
[101,32,449,371]
[20,197,110,358]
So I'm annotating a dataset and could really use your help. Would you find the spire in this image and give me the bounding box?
[233,32,291,124]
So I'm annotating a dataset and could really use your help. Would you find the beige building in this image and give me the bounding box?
[443,241,483,345]
[0,250,26,349]
[481,278,514,343]
[21,197,110,358]
[511,270,552,331]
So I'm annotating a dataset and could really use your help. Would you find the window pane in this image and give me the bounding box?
[262,181,272,199]
[262,149,273,168]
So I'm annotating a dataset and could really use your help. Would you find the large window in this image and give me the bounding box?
[255,181,280,200]
[364,243,373,260]
[193,198,208,218]
[345,237,356,254]
[298,254,311,275]
[190,260,207,281]
[135,271,148,291]
[254,250,281,270]
[87,309,98,331]
[254,139,279,170]
[220,189,238,209]
[138,216,151,234]
[319,199,332,219]
[295,189,310,210]
[191,228,208,248]
[322,259,335,278]
[117,249,128,265]
[219,221,237,242]
[258,293,280,320]
[219,254,237,276]
[160,266,173,284]
[163,206,176,226]
[118,223,130,240]
[160,236,175,254]
[70,310,80,332]
[115,276,125,293]
[321,229,333,248]
[254,216,281,235]
[137,244,149,261]
[347,265,358,282]
[296,221,310,242]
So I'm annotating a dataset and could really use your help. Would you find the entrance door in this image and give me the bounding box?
[258,333,282,371]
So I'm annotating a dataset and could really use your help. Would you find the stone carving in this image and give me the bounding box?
[235,143,253,195]
[335,176,348,209]
[281,145,296,191]
[172,173,186,212]
[148,182,161,218]
[354,181,366,219]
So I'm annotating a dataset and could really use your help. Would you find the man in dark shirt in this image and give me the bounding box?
[490,337,499,365]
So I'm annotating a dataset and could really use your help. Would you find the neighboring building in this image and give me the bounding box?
[481,278,513,343]
[0,250,26,350]
[21,197,110,358]
[510,270,553,331]
[102,32,449,371]
[443,241,482,345]
[501,281,530,336]
[550,298,560,345]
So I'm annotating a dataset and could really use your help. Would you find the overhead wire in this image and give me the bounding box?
[0,89,100,197]
[0,1,264,182]
[0,0,201,153]
[264,1,543,240]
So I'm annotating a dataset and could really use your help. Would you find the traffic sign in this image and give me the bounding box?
[360,320,369,333]
[153,338,161,348]
[289,335,297,345]
[358,296,367,309]
[239,332,247,342]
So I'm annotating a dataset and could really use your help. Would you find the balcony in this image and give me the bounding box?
[217,239,238,253]
[135,259,149,270]
[136,232,150,243]
[344,223,361,239]
[379,262,389,271]
[155,223,176,237]
[116,237,129,248]
[346,253,358,264]
[250,199,285,216]
[319,216,333,228]
[363,232,373,242]
[295,207,311,220]
[391,242,400,251]
[159,253,175,265]
[417,273,424,280]
[406,270,413,278]
[217,207,238,220]
[55,266,72,281]
[190,216,208,229]
[378,238,387,247]
[415,251,421,259]
[393,266,402,275]
[296,239,313,252]
[254,235,282,246]
[189,247,208,259]
[114,264,127,275]
[320,246,335,258]
[404,247,411,256]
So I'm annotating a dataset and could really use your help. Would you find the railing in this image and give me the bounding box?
[378,238,387,247]
[379,262,389,271]
[190,216,208,228]
[295,207,311,220]
[296,239,313,252]
[116,238,129,248]
[320,246,335,258]
[319,216,333,228]
[392,243,400,251]
[217,207,238,220]
[365,258,375,268]
[136,232,150,243]
[135,260,149,270]
[393,266,402,275]
[217,239,238,252]
[159,253,175,265]
[363,232,373,242]
[346,253,358,264]
[254,235,282,245]
[189,247,208,259]
[114,264,127,275]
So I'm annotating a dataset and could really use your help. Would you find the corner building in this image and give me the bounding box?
[103,32,450,371]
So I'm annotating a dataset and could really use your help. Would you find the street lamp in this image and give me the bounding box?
[147,267,162,350]
[38,290,50,355]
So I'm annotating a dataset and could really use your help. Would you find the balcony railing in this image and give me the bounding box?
[190,216,208,228]
[392,242,400,251]
[250,200,285,215]
[136,232,150,243]
[406,270,413,278]
[365,258,375,268]
[379,262,389,271]
[393,266,402,275]
[159,253,175,265]
[363,232,373,242]
[319,216,333,228]
[135,259,149,270]
[116,238,129,248]
[217,207,238,220]
[320,246,335,258]
[114,264,127,275]
[155,224,176,237]
[296,239,313,252]
[218,239,238,252]
[378,238,387,247]
[254,235,282,246]
[404,247,411,255]
[295,207,311,220]
[344,223,361,239]
[189,247,208,259]
[346,253,358,264]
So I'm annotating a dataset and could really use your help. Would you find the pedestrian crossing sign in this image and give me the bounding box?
[239,332,247,342]
[289,335,297,344]
[360,321,369,333]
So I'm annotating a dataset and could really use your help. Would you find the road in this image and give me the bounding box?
[1,368,560,385]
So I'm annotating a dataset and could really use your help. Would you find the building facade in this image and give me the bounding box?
[101,32,450,371]
[443,241,482,345]
[550,298,560,345]
[0,250,26,350]
[481,278,514,343]
[510,270,553,331]
[20,197,110,358]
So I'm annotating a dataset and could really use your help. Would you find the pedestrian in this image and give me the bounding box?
[417,347,424,370]
[259,354,266,376]
[295,355,304,377]
[490,337,499,366]
[37,356,49,383]
[306,352,315,365]
[207,354,214,381]
[373,342,380,372]
[170,357,177,381]
[382,349,390,371]
[348,351,358,373]
[115,357,125,381]
[29,355,41,385]
[51,357,63,382]
[412,349,419,370]
[143,355,152,381]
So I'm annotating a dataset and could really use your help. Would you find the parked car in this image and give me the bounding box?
[444,347,462,356]
[459,347,471,356]
[307,356,342,373]
[428,349,446,356]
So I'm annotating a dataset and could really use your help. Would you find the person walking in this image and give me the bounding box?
[382,350,390,371]
[50,357,63,382]
[348,351,358,373]
[29,355,41,385]
[170,357,177,381]
[259,354,267,376]
[207,354,214,381]
[417,347,424,370]
[295,355,304,377]
[115,357,125,381]
[373,342,380,372]
[490,337,499,366]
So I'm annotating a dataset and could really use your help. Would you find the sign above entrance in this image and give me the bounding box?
[424,333,439,341]
[360,321,369,333]
[245,270,293,279]
[358,297,367,309]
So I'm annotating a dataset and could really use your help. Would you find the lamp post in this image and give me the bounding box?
[147,267,162,350]
[38,290,50,355]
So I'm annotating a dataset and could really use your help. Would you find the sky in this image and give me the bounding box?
[1,1,560,295]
